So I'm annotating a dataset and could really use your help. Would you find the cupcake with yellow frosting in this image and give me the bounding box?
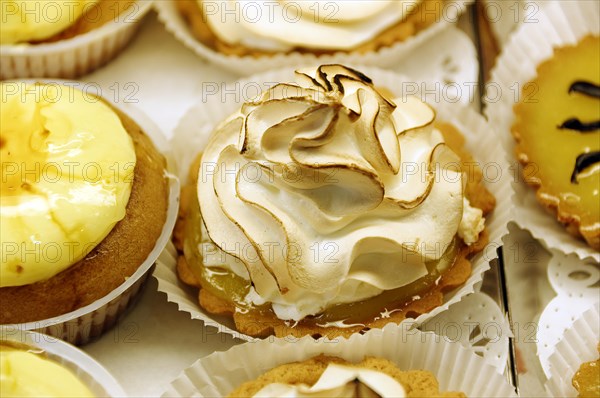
[1,330,125,397]
[0,0,152,79]
[170,64,505,339]
[155,0,471,74]
[0,81,177,345]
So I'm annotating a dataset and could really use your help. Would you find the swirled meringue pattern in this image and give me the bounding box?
[200,0,422,51]
[197,65,484,321]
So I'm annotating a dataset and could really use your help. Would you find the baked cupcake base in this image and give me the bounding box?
[0,82,180,345]
[0,104,169,325]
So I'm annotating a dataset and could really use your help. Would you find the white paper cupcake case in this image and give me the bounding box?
[160,327,516,397]
[537,251,599,376]
[0,329,126,397]
[484,0,600,262]
[154,66,513,342]
[421,291,512,373]
[0,0,153,79]
[3,80,180,346]
[154,0,472,75]
[545,302,599,397]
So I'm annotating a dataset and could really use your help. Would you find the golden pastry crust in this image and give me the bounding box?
[228,355,466,398]
[29,0,138,44]
[572,344,600,398]
[511,35,600,251]
[175,0,446,56]
[0,102,169,324]
[174,122,495,338]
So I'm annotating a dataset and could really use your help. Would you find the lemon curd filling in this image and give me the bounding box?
[512,35,600,245]
[0,0,100,44]
[0,83,136,287]
[0,343,95,397]
[184,174,461,325]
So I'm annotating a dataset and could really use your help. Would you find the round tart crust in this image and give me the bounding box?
[0,102,169,325]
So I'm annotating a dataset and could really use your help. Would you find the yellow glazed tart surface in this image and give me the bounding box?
[512,35,600,250]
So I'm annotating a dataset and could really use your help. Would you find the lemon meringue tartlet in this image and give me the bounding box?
[175,0,449,56]
[175,65,495,338]
[229,355,465,398]
[0,82,169,325]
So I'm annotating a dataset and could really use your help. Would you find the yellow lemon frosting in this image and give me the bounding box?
[0,344,95,397]
[0,82,136,287]
[0,0,99,44]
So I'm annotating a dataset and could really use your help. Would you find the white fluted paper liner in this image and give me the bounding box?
[537,251,600,376]
[421,292,512,373]
[538,296,598,378]
[154,0,472,76]
[0,0,152,79]
[484,0,600,262]
[155,66,512,341]
[160,327,516,397]
[4,80,180,346]
[545,302,599,397]
[0,329,126,397]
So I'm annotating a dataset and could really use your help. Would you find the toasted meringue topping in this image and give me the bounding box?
[253,363,406,398]
[199,0,422,51]
[197,65,483,321]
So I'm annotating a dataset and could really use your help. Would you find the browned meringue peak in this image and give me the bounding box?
[197,65,473,320]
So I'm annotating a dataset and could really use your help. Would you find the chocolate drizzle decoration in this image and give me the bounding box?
[564,81,600,183]
[559,118,600,132]
[569,81,600,98]
[571,151,600,184]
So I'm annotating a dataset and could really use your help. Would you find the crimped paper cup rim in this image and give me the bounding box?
[0,329,126,397]
[160,326,517,397]
[484,0,600,262]
[545,302,600,397]
[0,0,153,55]
[2,79,180,332]
[154,0,472,75]
[156,65,512,341]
